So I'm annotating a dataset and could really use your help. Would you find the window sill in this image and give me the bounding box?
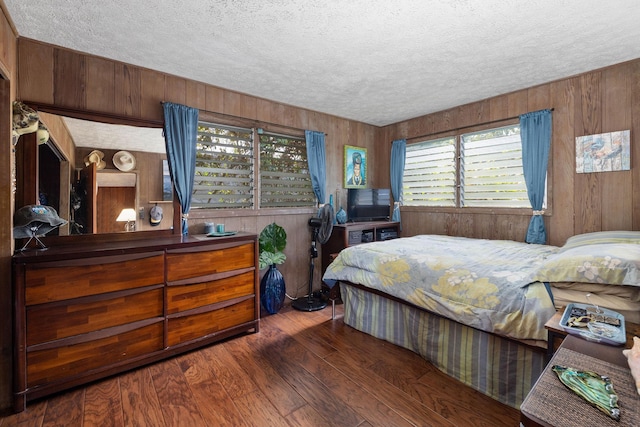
[188,206,317,219]
[400,206,552,217]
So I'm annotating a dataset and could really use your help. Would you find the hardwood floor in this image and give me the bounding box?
[0,304,519,426]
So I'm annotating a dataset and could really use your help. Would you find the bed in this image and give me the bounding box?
[322,231,640,408]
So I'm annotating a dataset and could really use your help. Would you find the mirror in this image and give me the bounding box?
[15,107,174,237]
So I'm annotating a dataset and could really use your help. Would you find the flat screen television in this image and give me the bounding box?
[347,188,391,222]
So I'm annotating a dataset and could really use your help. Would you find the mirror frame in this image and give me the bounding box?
[19,101,180,245]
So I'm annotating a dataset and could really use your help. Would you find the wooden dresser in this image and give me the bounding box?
[12,233,259,412]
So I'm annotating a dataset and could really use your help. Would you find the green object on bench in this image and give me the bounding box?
[552,364,620,421]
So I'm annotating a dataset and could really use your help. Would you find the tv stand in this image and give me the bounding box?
[320,221,400,277]
[348,216,390,223]
[320,221,399,312]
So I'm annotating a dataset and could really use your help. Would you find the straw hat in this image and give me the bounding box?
[84,150,106,170]
[113,150,136,172]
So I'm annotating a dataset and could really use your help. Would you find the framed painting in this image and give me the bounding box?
[576,130,631,173]
[344,145,367,188]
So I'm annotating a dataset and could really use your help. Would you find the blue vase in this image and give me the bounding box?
[336,207,347,224]
[260,264,286,315]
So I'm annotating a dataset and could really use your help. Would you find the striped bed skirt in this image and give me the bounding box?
[341,282,547,409]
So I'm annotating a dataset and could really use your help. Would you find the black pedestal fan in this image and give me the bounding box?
[292,204,334,312]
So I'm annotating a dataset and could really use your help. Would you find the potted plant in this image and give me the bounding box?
[259,222,287,314]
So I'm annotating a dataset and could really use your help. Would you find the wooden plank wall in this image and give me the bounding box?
[378,59,640,246]
[0,1,17,413]
[38,111,76,165]
[15,38,379,311]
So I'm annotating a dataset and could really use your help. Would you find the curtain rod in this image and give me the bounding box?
[204,109,329,136]
[397,108,554,143]
[163,102,327,136]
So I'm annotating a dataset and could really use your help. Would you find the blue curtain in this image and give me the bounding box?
[390,139,406,228]
[163,102,199,235]
[520,109,552,244]
[305,130,327,204]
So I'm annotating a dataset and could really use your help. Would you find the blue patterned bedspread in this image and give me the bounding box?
[323,235,559,341]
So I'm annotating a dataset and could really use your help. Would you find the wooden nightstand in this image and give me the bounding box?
[544,310,566,362]
[545,307,640,362]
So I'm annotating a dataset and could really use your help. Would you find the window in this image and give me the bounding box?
[403,124,533,208]
[192,122,314,210]
[259,132,315,208]
[193,122,254,209]
[461,125,529,208]
[403,137,456,206]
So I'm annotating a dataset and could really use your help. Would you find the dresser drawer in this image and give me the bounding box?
[27,287,163,346]
[167,271,254,314]
[167,298,255,347]
[166,242,255,282]
[27,321,164,387]
[25,253,165,305]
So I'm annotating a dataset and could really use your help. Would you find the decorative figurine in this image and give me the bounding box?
[552,365,620,421]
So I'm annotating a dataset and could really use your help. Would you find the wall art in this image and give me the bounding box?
[576,130,630,173]
[344,145,367,188]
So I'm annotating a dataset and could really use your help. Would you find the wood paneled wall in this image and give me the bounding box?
[15,38,379,310]
[0,1,18,413]
[38,111,75,165]
[378,59,640,246]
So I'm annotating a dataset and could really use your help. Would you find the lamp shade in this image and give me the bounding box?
[116,208,137,222]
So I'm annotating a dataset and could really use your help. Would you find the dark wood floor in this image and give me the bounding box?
[1,304,519,426]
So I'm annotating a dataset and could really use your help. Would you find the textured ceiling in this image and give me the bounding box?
[62,117,165,153]
[5,1,640,126]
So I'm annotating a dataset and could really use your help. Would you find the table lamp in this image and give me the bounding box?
[116,208,137,231]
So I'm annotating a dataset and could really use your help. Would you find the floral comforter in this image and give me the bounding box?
[323,235,559,341]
